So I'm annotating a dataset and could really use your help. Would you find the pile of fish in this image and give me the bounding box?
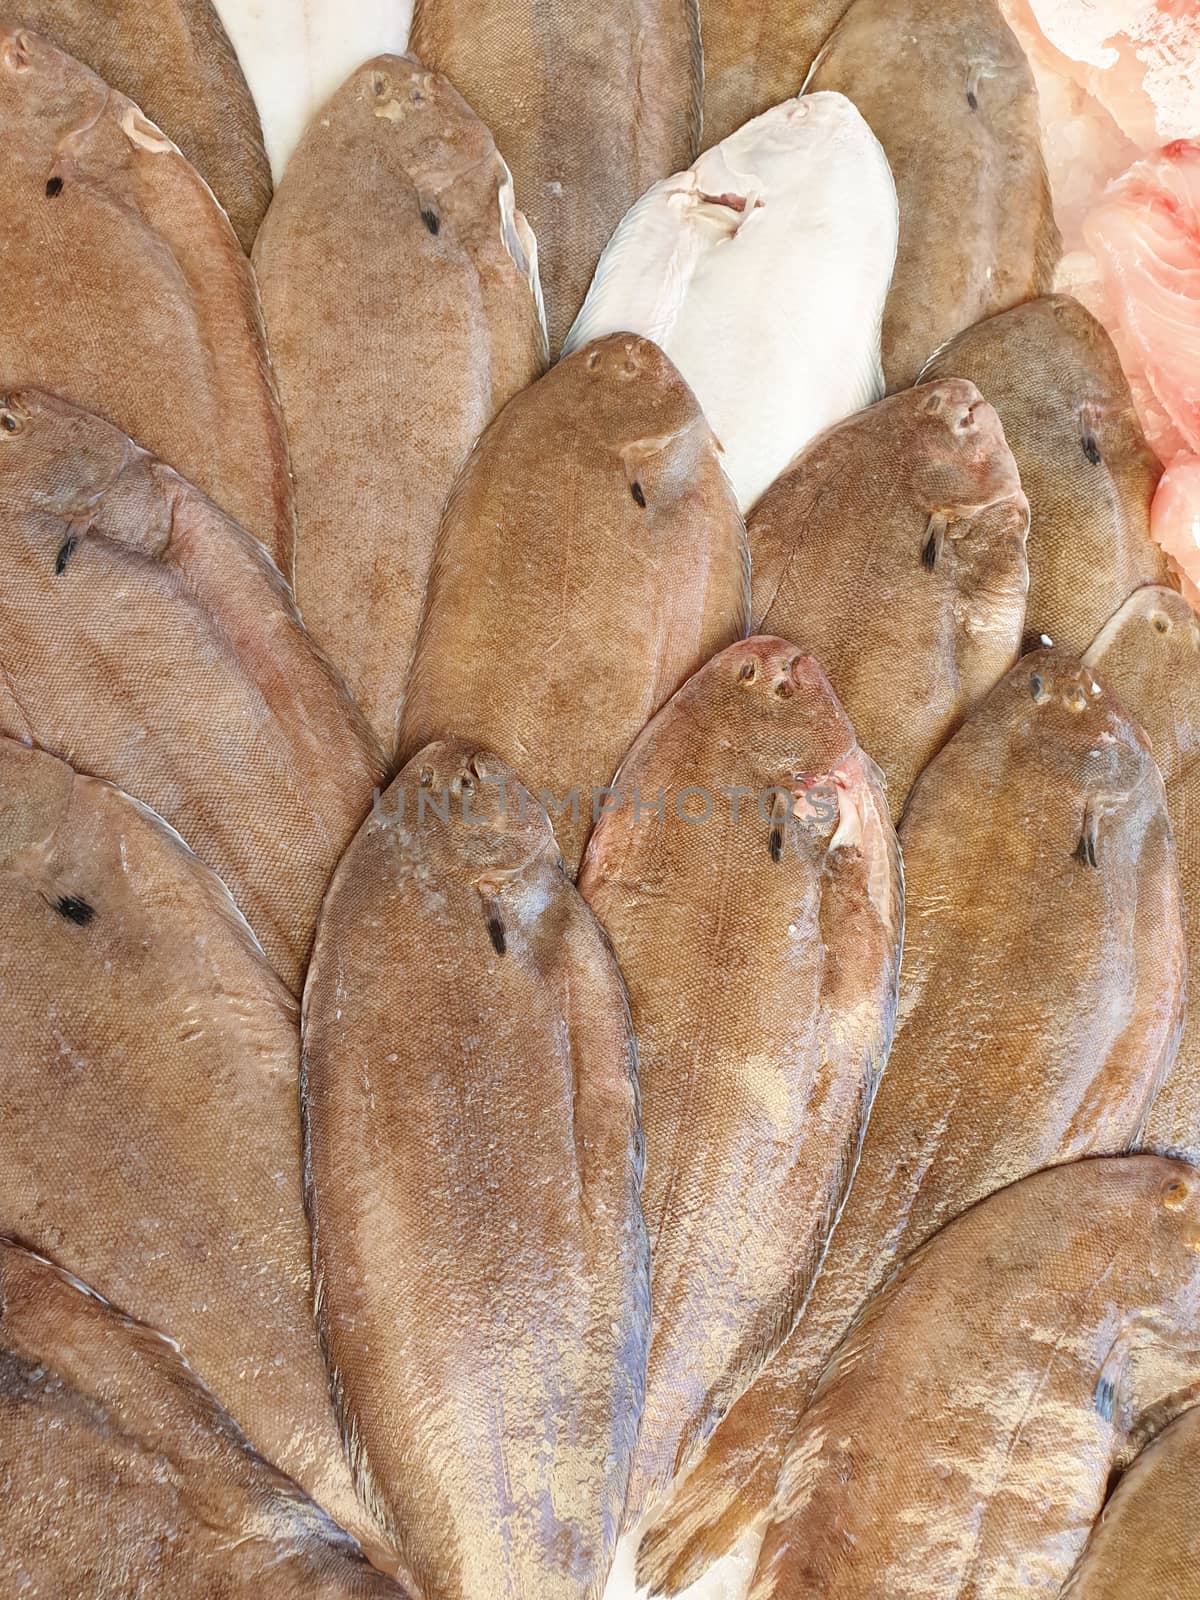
[1,2,1200,1598]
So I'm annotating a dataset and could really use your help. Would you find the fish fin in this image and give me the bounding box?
[922,512,948,570]
[1074,803,1100,868]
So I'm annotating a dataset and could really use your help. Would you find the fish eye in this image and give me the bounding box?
[738,660,757,684]
[418,766,434,789]
[1151,612,1172,635]
[1030,672,1049,703]
[0,411,19,434]
[1162,1177,1190,1209]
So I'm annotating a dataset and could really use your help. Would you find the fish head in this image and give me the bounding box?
[1003,647,1155,812]
[1084,586,1200,784]
[703,91,879,197]
[350,55,508,204]
[565,335,703,455]
[0,25,86,122]
[1132,1159,1200,1333]
[0,389,160,527]
[908,379,1024,508]
[713,636,896,863]
[388,740,563,879]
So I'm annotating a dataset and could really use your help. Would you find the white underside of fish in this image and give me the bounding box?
[564,92,899,512]
[211,0,413,179]
[602,1521,762,1600]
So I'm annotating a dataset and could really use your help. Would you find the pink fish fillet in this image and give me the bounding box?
[1083,139,1200,600]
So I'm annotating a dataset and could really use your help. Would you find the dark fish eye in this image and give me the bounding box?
[1030,673,1043,700]
[1152,612,1171,635]
[0,412,18,433]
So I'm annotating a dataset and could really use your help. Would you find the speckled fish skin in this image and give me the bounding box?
[1085,586,1200,1165]
[923,295,1166,652]
[807,0,1060,391]
[563,93,898,515]
[578,637,902,1520]
[0,1241,410,1598]
[748,1157,1200,1600]
[0,389,384,995]
[749,379,1030,809]
[210,0,413,182]
[254,55,546,756]
[637,647,1186,1596]
[697,0,854,148]
[8,0,271,250]
[399,334,750,875]
[408,0,701,355]
[0,25,293,572]
[301,741,648,1600]
[0,740,380,1552]
[1063,1402,1200,1599]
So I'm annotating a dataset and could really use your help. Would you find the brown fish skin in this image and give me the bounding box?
[0,740,379,1554]
[5,0,271,250]
[1085,586,1200,1164]
[0,389,384,994]
[749,379,1029,810]
[0,25,293,572]
[400,334,750,874]
[578,637,902,1517]
[697,0,854,148]
[808,0,1060,392]
[0,1241,410,1598]
[637,647,1186,1595]
[408,0,701,354]
[302,741,648,1600]
[923,295,1166,652]
[1063,1403,1200,1599]
[749,1157,1200,1600]
[253,56,546,756]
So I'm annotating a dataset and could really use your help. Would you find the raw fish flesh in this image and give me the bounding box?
[301,741,648,1600]
[254,55,546,754]
[748,380,1029,807]
[1152,457,1200,605]
[410,0,701,354]
[0,26,293,572]
[808,0,1060,390]
[1077,141,1200,602]
[0,390,383,994]
[1002,0,1200,153]
[564,93,898,513]
[0,737,379,1549]
[637,648,1185,1596]
[11,0,271,250]
[696,0,854,148]
[1064,1403,1200,1598]
[578,637,902,1516]
[749,1157,1200,1599]
[923,295,1165,651]
[1085,584,1200,1164]
[0,1240,409,1597]
[210,0,413,180]
[1085,140,1200,462]
[400,335,749,873]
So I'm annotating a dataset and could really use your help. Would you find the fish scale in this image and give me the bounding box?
[8,0,271,250]
[410,0,702,355]
[254,53,546,758]
[923,295,1166,652]
[578,636,902,1524]
[636,646,1185,1597]
[0,737,384,1557]
[0,24,294,571]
